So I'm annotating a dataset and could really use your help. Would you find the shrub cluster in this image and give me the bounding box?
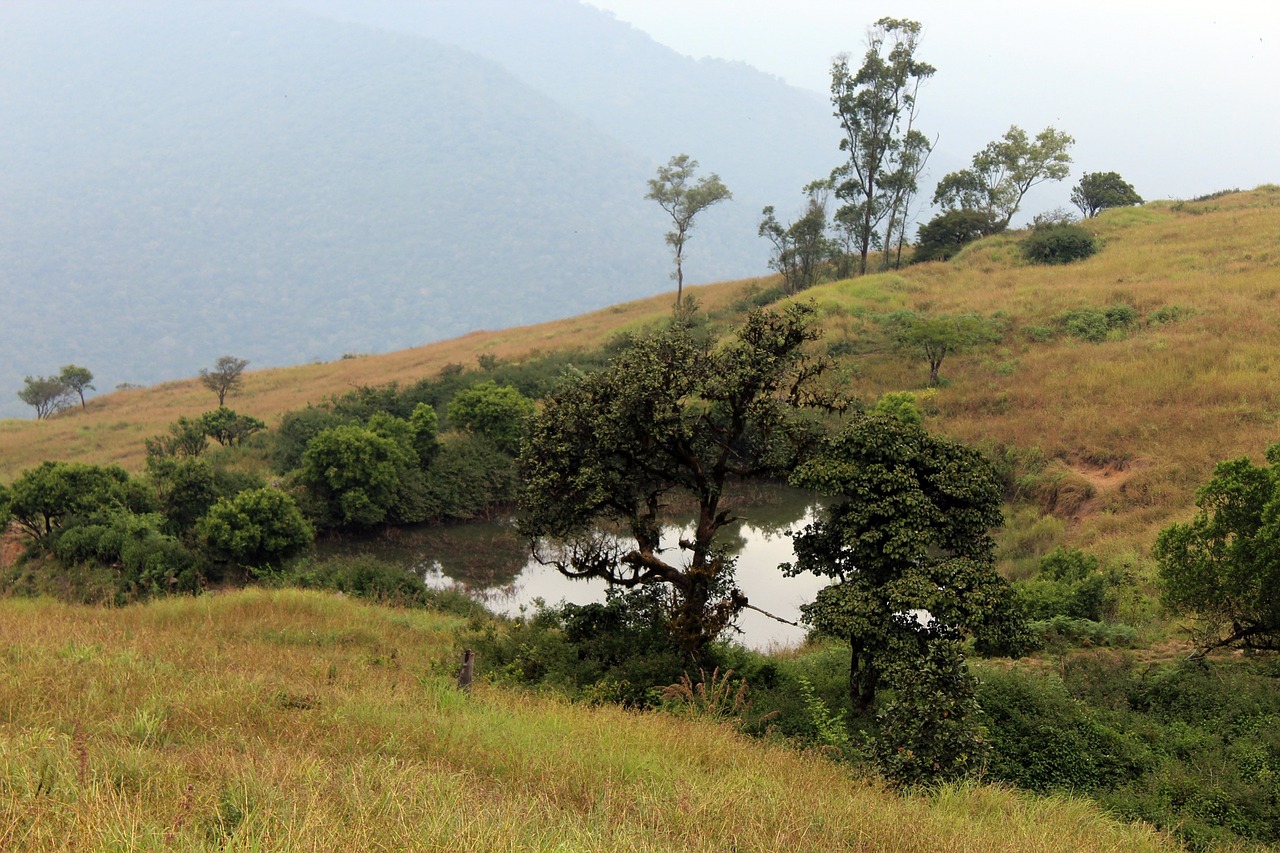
[1021,223,1098,264]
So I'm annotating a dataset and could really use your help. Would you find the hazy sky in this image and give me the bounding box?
[585,1,1280,210]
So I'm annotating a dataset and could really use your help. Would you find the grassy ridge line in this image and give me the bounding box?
[802,188,1280,558]
[0,277,763,482]
[0,589,1183,851]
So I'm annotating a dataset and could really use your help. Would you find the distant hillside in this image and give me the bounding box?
[290,0,837,207]
[0,1,838,418]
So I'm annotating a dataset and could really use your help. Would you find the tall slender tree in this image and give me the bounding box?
[646,154,732,307]
[830,18,935,276]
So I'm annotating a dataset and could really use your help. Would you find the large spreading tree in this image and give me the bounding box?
[519,304,839,657]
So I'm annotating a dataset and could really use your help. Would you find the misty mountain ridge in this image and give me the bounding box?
[0,0,842,418]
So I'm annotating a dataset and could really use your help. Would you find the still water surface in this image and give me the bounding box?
[326,486,828,649]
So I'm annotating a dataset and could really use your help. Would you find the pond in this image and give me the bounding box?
[322,485,830,649]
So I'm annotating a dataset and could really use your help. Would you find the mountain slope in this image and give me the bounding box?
[6,189,1280,564]
[0,1,761,416]
[291,0,837,207]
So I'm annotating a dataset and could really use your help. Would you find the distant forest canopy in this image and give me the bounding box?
[0,0,838,417]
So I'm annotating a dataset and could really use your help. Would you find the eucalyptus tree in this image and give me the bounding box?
[829,17,935,276]
[645,154,732,306]
[934,125,1074,230]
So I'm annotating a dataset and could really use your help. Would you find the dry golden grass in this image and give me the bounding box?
[0,277,765,482]
[0,589,1187,851]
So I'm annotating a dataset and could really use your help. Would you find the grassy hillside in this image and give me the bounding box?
[0,588,1184,851]
[4,186,1280,567]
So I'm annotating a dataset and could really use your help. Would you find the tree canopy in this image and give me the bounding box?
[934,125,1074,231]
[519,304,838,656]
[200,355,250,406]
[786,415,1028,711]
[1154,445,1280,655]
[1071,171,1143,218]
[446,381,536,456]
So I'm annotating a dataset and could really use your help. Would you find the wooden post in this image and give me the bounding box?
[457,648,474,693]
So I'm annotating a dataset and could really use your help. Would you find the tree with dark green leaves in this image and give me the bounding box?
[17,374,72,419]
[1154,445,1280,655]
[1070,171,1143,218]
[58,365,94,410]
[7,461,133,541]
[197,487,313,574]
[646,154,732,306]
[297,424,414,528]
[198,407,266,447]
[882,311,1003,385]
[446,381,536,456]
[829,18,935,276]
[199,355,250,406]
[519,304,838,657]
[758,181,833,294]
[934,125,1074,231]
[785,415,1028,712]
[911,209,999,264]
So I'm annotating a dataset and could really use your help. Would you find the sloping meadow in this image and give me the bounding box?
[0,589,1189,851]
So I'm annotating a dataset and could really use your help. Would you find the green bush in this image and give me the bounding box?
[1029,617,1139,650]
[53,510,200,596]
[1021,224,1098,265]
[1056,305,1136,342]
[1148,304,1196,326]
[463,587,687,708]
[912,209,999,264]
[978,668,1154,791]
[197,487,313,574]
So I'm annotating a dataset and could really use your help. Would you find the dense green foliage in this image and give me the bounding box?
[53,510,200,596]
[519,304,835,656]
[1072,171,1143,218]
[197,487,313,573]
[911,209,999,263]
[1155,445,1280,654]
[445,381,535,455]
[1021,223,1098,265]
[7,461,135,541]
[786,415,1028,718]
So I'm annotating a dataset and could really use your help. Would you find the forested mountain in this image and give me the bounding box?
[0,1,836,418]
